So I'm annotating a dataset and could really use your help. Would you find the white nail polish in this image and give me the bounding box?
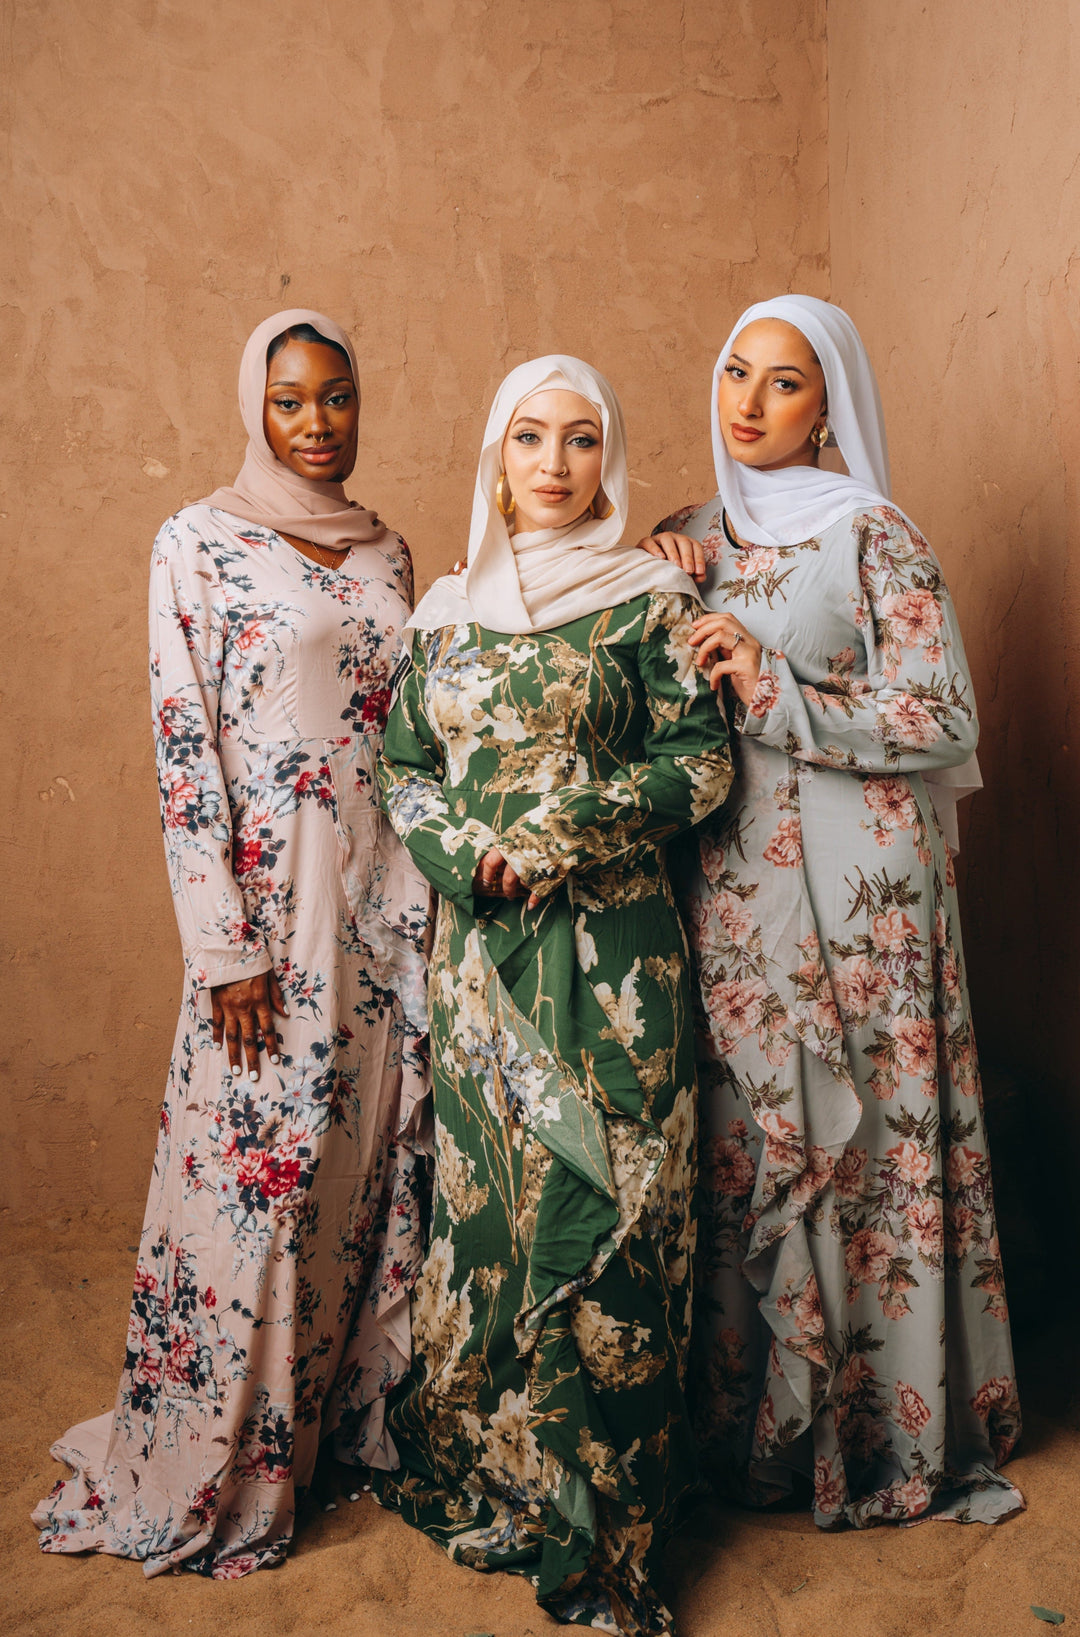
[323,1501,337,1512]
[269,1054,280,1065]
[212,1041,222,1052]
[248,1069,259,1083]
[231,1064,241,1077]
[347,1490,361,1502]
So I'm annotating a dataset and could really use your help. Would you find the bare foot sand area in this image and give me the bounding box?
[4,1210,1078,1637]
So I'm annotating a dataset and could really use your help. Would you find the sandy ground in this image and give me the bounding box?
[3,1208,1078,1637]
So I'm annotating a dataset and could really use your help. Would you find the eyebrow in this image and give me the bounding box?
[268,376,354,389]
[729,352,808,378]
[511,415,601,429]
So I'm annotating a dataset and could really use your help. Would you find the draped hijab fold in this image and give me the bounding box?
[408,355,695,633]
[200,307,385,551]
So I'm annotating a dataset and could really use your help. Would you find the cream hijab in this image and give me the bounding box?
[201,308,386,550]
[408,356,695,633]
[708,294,979,850]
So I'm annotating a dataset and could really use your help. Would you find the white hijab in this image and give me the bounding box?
[709,294,980,850]
[711,294,894,549]
[408,355,696,633]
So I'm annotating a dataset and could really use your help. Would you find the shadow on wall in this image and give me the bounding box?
[963,468,1080,1333]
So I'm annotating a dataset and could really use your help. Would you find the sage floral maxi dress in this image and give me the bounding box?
[33,504,431,1577]
[654,500,1022,1529]
[376,592,733,1636]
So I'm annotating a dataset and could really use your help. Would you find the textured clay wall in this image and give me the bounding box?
[828,0,1080,1296]
[2,0,827,1217]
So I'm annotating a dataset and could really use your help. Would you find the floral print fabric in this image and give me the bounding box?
[656,500,1022,1529]
[376,593,733,1634]
[33,505,431,1577]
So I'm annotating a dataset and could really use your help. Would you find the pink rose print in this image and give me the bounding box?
[161,769,200,831]
[906,1198,944,1258]
[945,1203,976,1260]
[869,908,920,952]
[881,589,944,649]
[736,548,779,577]
[758,1109,803,1171]
[763,814,803,868]
[211,1554,260,1581]
[864,776,918,829]
[755,1393,777,1445]
[707,1136,757,1197]
[748,669,781,719]
[892,1016,937,1078]
[831,955,892,1023]
[708,976,769,1049]
[814,1456,847,1516]
[970,1375,1016,1420]
[845,1226,898,1284]
[893,1473,930,1516]
[887,1139,933,1187]
[713,889,755,946]
[880,695,942,747]
[833,1146,869,1200]
[894,1381,932,1436]
[946,1145,983,1192]
[232,617,270,653]
[841,1353,878,1397]
[790,1145,833,1208]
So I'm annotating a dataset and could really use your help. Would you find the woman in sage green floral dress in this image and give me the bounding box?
[645,296,1022,1531]
[376,357,733,1635]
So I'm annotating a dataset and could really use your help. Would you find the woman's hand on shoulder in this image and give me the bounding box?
[636,532,707,583]
[211,970,289,1080]
[473,847,540,910]
[690,611,762,706]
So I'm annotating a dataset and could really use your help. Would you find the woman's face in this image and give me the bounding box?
[263,339,359,481]
[716,318,827,471]
[501,389,605,533]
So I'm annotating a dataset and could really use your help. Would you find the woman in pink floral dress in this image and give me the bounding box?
[33,310,431,1577]
[644,296,1022,1528]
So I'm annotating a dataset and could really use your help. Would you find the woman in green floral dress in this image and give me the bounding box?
[376,357,733,1635]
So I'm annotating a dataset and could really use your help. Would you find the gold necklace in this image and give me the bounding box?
[311,542,348,571]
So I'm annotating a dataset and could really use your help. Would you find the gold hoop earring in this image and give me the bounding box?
[495,472,516,517]
[591,490,615,520]
[811,420,829,450]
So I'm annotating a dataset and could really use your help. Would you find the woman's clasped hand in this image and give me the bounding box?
[210,970,288,1078]
[640,528,763,702]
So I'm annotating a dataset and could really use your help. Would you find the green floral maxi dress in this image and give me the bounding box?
[376,592,733,1635]
[655,500,1022,1529]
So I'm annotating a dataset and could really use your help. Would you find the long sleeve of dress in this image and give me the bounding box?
[496,592,733,895]
[741,508,979,773]
[149,516,272,989]
[379,633,505,912]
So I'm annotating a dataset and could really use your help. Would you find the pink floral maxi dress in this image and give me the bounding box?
[656,499,1022,1528]
[33,504,431,1576]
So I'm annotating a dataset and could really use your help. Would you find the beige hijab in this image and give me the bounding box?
[407,355,695,633]
[201,308,386,550]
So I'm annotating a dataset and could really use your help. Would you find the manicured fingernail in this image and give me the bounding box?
[281,1005,290,1015]
[212,1041,222,1051]
[269,1054,280,1065]
[231,1063,241,1077]
[323,1501,337,1512]
[347,1490,361,1502]
[248,1069,259,1083]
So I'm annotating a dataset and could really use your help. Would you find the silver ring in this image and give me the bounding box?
[731,631,743,648]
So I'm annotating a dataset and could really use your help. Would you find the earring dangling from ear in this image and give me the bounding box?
[590,489,615,520]
[811,420,829,450]
[496,472,516,517]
